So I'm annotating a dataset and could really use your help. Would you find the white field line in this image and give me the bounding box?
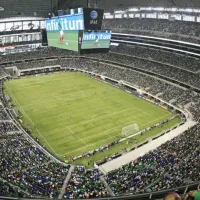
[91,107,111,120]
[20,90,122,126]
[6,81,173,158]
[49,107,143,139]
[5,84,58,156]
[46,90,101,111]
[30,93,114,112]
[103,112,144,134]
[103,130,112,139]
[49,104,172,142]
[19,87,77,106]
[32,104,130,131]
[90,91,127,121]
[21,88,91,108]
[14,76,77,89]
[66,127,88,146]
[92,111,109,120]
[54,87,84,98]
[131,104,155,117]
[91,95,154,121]
[68,107,136,129]
[59,113,172,156]
[20,85,116,108]
[102,111,145,139]
[54,90,85,102]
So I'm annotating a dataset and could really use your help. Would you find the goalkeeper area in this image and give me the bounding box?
[47,31,79,51]
[4,73,180,166]
[122,123,139,137]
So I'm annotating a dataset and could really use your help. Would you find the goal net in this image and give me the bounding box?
[122,123,139,137]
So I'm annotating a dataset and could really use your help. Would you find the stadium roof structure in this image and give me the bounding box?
[0,0,58,18]
[0,0,200,18]
[1,0,200,18]
[61,0,200,9]
[100,0,200,8]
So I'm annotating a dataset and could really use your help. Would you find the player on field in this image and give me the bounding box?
[94,34,99,46]
[58,17,64,43]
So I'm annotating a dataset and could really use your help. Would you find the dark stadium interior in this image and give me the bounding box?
[0,0,200,200]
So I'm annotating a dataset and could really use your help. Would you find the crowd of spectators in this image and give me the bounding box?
[0,179,26,197]
[0,121,18,133]
[70,139,120,163]
[0,67,8,78]
[110,45,200,72]
[189,94,200,122]
[113,29,200,44]
[0,122,70,198]
[85,52,200,89]
[0,46,199,198]
[0,66,72,198]
[0,47,75,63]
[0,105,10,120]
[176,90,199,106]
[1,47,200,110]
[1,46,200,87]
[105,124,200,195]
[4,53,198,110]
[64,167,109,199]
[103,19,200,36]
[15,59,60,70]
[158,86,184,103]
[64,58,200,108]
[103,18,200,43]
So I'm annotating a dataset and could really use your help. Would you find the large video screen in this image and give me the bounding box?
[81,30,112,49]
[45,14,84,31]
[45,14,84,51]
[46,30,79,51]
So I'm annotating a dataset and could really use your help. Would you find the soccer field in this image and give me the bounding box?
[4,73,179,165]
[47,31,79,51]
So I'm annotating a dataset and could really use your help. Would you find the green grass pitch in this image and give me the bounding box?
[47,31,78,51]
[4,73,180,166]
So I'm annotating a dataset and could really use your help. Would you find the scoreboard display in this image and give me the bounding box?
[45,7,111,54]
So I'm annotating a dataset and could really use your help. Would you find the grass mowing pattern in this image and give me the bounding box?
[4,73,179,166]
[73,117,180,168]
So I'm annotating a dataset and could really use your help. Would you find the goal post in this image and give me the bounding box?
[122,123,139,137]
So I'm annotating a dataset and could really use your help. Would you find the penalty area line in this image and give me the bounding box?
[66,127,88,146]
[59,112,173,157]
